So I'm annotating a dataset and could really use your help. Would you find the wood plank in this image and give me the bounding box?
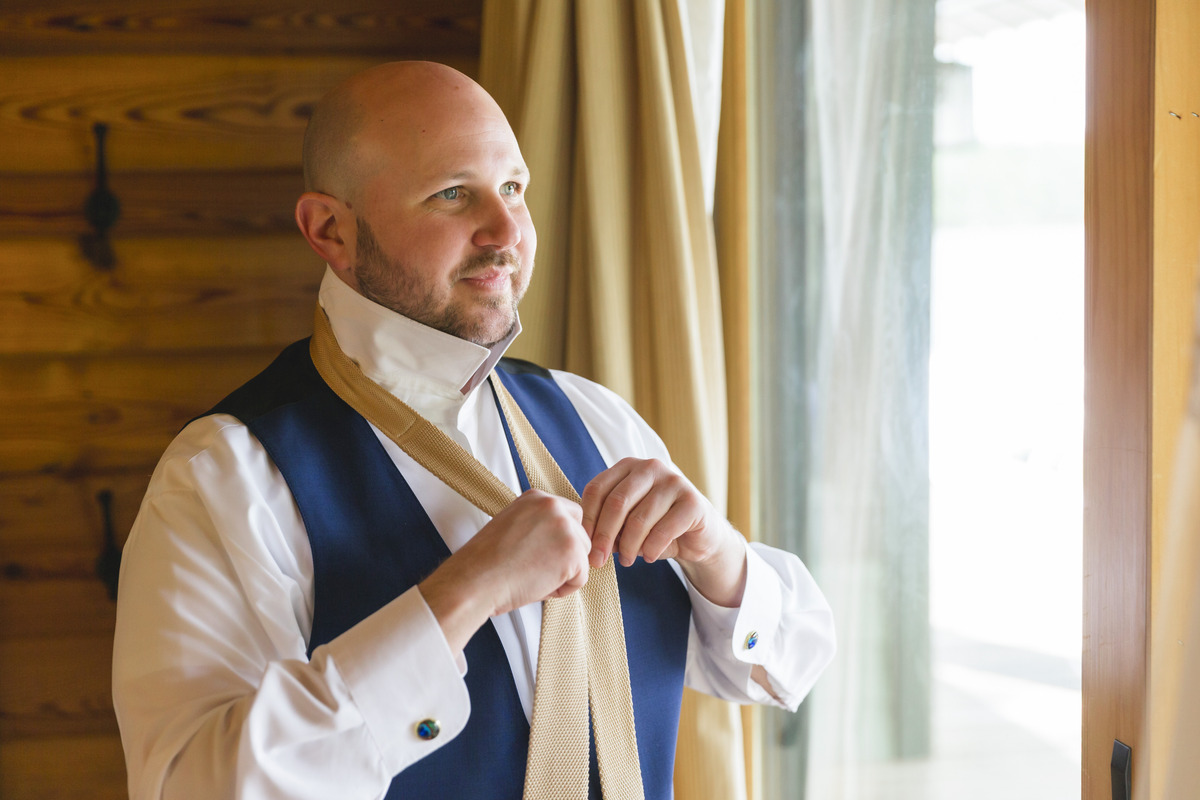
[0,471,150,551]
[1146,0,1200,795]
[0,635,118,739]
[0,349,288,474]
[0,169,302,236]
[0,0,481,56]
[0,479,137,639]
[0,237,322,356]
[1151,0,1200,609]
[1083,0,1155,797]
[0,471,157,638]
[0,573,117,639]
[0,734,127,799]
[0,54,468,174]
[0,546,100,583]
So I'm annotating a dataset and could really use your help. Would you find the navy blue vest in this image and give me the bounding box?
[208,339,692,799]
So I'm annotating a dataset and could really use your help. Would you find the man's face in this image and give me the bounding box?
[348,100,536,348]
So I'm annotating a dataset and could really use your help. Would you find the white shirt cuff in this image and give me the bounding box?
[319,586,471,777]
[686,541,783,667]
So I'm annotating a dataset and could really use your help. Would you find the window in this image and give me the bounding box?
[754,2,1084,796]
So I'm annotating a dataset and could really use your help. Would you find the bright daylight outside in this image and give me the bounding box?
[917,1,1084,798]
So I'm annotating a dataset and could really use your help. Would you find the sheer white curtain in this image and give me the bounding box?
[753,0,936,797]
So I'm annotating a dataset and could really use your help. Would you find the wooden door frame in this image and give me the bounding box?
[1085,0,1200,797]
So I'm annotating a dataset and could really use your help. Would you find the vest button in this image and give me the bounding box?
[415,719,441,741]
[744,631,759,650]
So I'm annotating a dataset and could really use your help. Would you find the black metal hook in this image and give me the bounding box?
[95,489,122,602]
[80,122,121,270]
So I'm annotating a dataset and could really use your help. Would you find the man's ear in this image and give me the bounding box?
[295,192,356,278]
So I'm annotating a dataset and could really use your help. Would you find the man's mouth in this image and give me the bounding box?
[457,252,519,291]
[459,266,512,290]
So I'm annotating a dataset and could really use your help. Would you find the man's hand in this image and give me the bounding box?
[419,490,591,653]
[580,458,748,608]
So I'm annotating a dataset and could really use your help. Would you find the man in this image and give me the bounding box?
[113,61,834,799]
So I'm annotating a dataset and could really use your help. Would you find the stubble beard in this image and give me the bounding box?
[354,219,527,348]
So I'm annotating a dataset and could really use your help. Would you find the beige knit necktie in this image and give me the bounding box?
[309,308,645,800]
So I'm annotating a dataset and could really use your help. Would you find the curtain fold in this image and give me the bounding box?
[479,2,749,798]
[751,0,935,797]
[802,0,935,789]
[713,0,758,796]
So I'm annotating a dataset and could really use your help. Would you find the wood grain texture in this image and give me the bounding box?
[1146,1,1200,795]
[1151,0,1200,602]
[0,0,481,56]
[0,237,322,356]
[0,635,117,739]
[0,349,288,474]
[0,544,104,584]
[0,569,117,638]
[0,471,149,550]
[0,0,484,793]
[1083,0,1154,797]
[0,54,468,174]
[0,169,303,236]
[0,734,126,798]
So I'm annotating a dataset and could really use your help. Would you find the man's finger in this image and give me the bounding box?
[584,464,649,564]
[638,503,698,563]
[580,459,635,535]
[550,563,589,598]
[615,490,675,566]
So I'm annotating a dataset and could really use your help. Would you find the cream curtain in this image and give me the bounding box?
[479,2,752,799]
[714,3,757,795]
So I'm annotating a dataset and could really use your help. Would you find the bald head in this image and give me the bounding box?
[302,61,508,203]
[294,60,534,346]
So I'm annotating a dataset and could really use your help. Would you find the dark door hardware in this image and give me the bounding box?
[95,489,122,602]
[1111,739,1131,800]
[80,122,121,270]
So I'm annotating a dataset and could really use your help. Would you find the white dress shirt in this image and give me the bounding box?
[112,269,835,800]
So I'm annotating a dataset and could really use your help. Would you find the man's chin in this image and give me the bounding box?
[470,317,518,349]
[456,293,521,344]
[441,304,518,348]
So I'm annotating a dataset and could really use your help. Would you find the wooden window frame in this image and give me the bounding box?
[1085,0,1200,797]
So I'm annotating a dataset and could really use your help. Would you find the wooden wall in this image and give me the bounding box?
[0,2,481,796]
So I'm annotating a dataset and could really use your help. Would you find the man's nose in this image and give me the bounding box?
[472,195,522,250]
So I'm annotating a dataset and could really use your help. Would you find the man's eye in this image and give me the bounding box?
[434,187,460,201]
[501,182,520,196]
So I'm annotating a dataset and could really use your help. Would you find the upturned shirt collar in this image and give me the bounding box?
[316,268,520,416]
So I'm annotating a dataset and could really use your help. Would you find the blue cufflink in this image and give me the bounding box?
[415,719,441,741]
[744,631,759,650]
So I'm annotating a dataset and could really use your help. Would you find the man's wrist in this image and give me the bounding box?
[678,526,748,608]
[418,562,494,654]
